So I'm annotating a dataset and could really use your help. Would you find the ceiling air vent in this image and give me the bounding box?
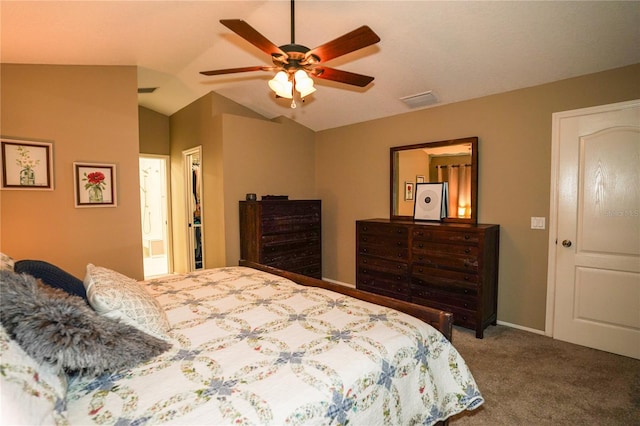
[400,91,438,108]
[138,87,158,94]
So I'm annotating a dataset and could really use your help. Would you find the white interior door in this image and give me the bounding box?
[547,100,640,359]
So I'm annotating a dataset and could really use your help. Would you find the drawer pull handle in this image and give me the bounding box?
[465,248,471,254]
[464,276,470,281]
[397,265,402,269]
[418,243,424,248]
[363,248,368,253]
[464,235,471,240]
[363,237,368,242]
[363,259,368,264]
[363,226,368,231]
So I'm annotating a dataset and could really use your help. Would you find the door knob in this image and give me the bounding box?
[562,239,572,248]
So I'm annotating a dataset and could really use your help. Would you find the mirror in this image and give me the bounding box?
[390,137,478,223]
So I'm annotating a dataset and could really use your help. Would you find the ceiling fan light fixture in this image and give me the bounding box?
[298,85,316,98]
[294,69,315,97]
[268,71,293,99]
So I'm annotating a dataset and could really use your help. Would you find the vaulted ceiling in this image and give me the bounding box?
[2,1,639,131]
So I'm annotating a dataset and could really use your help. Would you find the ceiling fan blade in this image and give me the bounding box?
[200,66,272,76]
[220,19,287,58]
[311,66,374,87]
[306,26,380,63]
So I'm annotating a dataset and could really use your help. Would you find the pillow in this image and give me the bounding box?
[0,323,68,425]
[14,259,88,303]
[0,270,171,377]
[1,252,15,271]
[84,264,170,340]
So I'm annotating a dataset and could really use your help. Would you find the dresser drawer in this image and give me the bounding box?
[358,221,409,238]
[358,255,409,276]
[262,217,320,234]
[411,283,477,311]
[266,256,321,276]
[262,244,320,264]
[262,230,320,246]
[411,265,478,293]
[357,273,410,301]
[262,201,320,217]
[413,228,480,245]
[419,299,477,330]
[359,244,409,261]
[413,250,479,272]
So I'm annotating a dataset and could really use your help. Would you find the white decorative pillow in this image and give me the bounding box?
[84,264,170,340]
[0,324,68,425]
[1,252,15,271]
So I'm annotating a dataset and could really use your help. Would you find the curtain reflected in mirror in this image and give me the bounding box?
[436,164,471,219]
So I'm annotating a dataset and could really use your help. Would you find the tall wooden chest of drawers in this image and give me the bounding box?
[240,200,321,278]
[356,219,499,338]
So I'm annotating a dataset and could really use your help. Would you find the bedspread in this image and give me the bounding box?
[66,266,483,425]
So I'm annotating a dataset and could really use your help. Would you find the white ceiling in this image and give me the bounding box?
[2,1,639,131]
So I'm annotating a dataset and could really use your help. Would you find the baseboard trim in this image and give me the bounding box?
[496,320,545,335]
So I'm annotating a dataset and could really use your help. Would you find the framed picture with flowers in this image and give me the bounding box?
[73,162,117,208]
[404,181,414,201]
[1,138,54,190]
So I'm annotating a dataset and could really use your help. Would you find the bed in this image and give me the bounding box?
[0,257,483,425]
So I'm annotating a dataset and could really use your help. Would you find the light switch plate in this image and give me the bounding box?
[531,217,546,230]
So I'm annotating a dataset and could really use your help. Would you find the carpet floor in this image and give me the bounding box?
[447,325,640,425]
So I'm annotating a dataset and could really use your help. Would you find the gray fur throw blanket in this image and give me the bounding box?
[0,270,171,376]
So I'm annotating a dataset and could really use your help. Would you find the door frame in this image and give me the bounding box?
[545,99,640,336]
[139,154,173,277]
[183,146,204,271]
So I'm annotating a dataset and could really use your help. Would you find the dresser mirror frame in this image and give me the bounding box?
[390,136,478,224]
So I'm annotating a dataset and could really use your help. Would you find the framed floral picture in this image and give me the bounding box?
[1,138,54,190]
[404,181,414,201]
[73,162,117,208]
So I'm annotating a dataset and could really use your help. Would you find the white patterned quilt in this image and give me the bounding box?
[66,267,483,425]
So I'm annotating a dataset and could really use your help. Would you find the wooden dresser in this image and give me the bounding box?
[239,200,322,278]
[356,218,499,338]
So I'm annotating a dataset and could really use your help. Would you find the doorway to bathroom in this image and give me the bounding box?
[139,155,172,278]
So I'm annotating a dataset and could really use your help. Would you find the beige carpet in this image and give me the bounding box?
[447,325,640,425]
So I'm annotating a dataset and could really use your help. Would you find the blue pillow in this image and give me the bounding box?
[14,260,88,303]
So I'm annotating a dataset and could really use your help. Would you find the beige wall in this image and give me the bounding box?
[168,92,316,271]
[221,115,316,265]
[169,94,215,272]
[316,63,640,332]
[0,64,143,279]
[139,106,170,155]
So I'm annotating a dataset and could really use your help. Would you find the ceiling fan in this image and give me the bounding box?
[200,0,381,108]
